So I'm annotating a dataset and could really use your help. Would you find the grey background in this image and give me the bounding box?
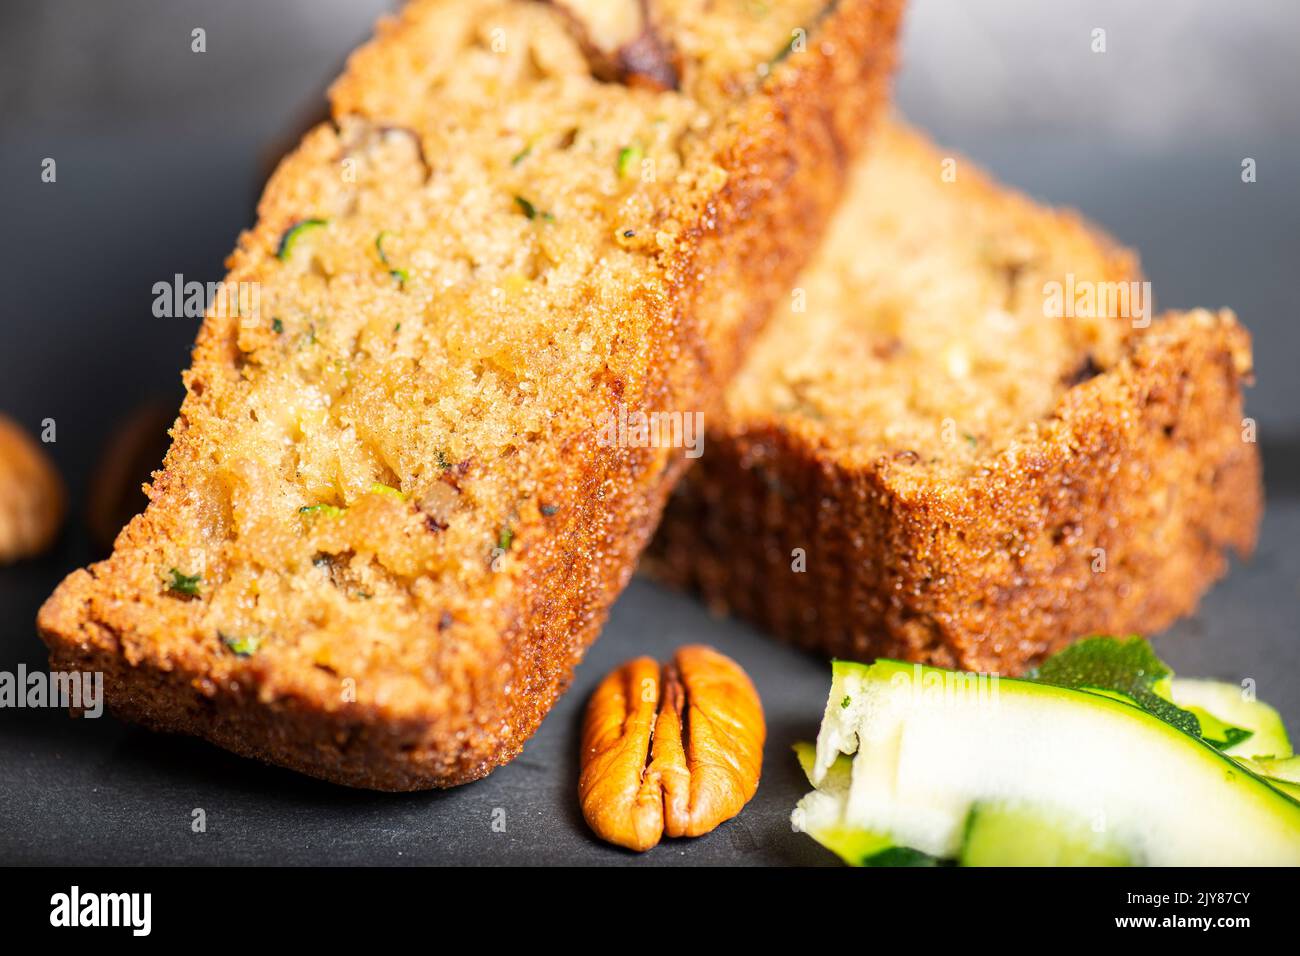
[0,0,1297,865]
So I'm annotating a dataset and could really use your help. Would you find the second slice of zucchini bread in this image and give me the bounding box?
[648,121,1262,674]
[38,0,905,788]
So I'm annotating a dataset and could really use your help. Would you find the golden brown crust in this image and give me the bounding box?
[650,309,1262,674]
[38,0,904,789]
[0,414,65,563]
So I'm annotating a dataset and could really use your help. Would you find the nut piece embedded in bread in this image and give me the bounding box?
[580,645,765,851]
[0,413,65,564]
[37,0,904,789]
[648,121,1262,675]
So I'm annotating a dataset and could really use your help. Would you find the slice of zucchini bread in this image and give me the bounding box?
[648,120,1262,674]
[38,0,905,789]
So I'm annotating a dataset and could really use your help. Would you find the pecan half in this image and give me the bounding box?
[579,645,765,851]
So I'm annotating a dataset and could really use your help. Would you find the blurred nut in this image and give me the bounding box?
[579,644,764,851]
[552,0,679,91]
[0,414,65,563]
[86,401,176,553]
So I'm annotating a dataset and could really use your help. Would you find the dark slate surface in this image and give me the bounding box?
[2,511,1298,867]
[1,509,1298,866]
[0,0,1297,865]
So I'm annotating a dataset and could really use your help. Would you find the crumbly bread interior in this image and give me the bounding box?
[63,1,840,707]
[725,120,1141,478]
